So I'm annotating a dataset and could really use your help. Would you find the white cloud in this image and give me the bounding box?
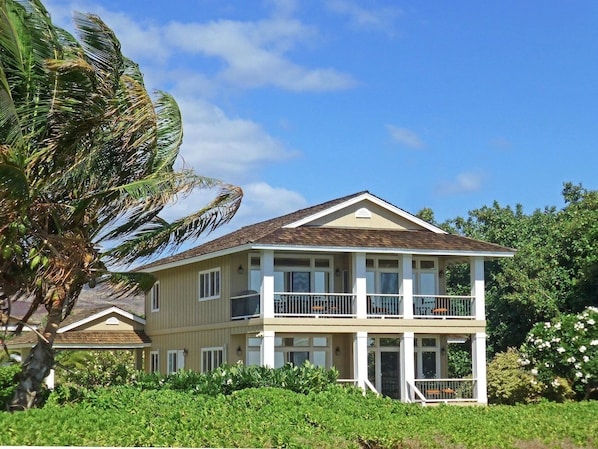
[386,125,424,149]
[176,99,299,181]
[325,0,402,35]
[436,171,485,195]
[164,19,356,91]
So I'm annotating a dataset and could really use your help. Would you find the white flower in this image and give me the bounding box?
[579,346,587,353]
[575,371,583,378]
[591,340,598,346]
[583,356,589,363]
[554,322,561,330]
[557,347,566,353]
[531,368,538,376]
[574,322,585,331]
[544,322,551,329]
[567,357,576,363]
[551,379,560,388]
[588,319,595,325]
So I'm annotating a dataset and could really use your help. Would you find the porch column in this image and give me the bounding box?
[471,256,485,320]
[262,330,275,368]
[401,254,413,319]
[472,332,488,404]
[353,331,368,390]
[352,253,367,318]
[400,332,415,402]
[261,250,274,318]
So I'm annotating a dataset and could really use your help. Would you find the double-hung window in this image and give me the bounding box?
[167,350,185,374]
[150,351,160,373]
[201,347,224,372]
[150,282,160,312]
[199,268,220,300]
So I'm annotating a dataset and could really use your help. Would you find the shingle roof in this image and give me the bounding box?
[138,191,515,271]
[5,330,151,348]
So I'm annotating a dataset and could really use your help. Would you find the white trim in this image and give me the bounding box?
[283,193,447,234]
[200,346,225,373]
[150,281,160,312]
[58,306,145,333]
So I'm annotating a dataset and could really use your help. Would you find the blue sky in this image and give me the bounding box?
[44,0,598,247]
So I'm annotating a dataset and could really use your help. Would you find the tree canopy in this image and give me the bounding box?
[0,0,241,409]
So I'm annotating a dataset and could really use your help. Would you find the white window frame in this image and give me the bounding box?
[150,351,160,373]
[167,349,185,374]
[150,282,160,312]
[199,268,221,301]
[201,347,225,373]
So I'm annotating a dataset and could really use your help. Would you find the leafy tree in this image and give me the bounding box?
[55,350,136,388]
[520,307,598,400]
[443,183,598,354]
[0,0,241,410]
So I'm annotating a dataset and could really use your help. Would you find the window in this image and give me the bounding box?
[274,335,330,368]
[199,268,221,300]
[201,347,224,372]
[150,351,160,373]
[412,259,438,315]
[150,282,160,312]
[167,350,185,374]
[273,256,332,294]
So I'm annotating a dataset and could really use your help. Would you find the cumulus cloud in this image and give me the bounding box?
[386,125,424,149]
[436,172,485,195]
[175,99,298,181]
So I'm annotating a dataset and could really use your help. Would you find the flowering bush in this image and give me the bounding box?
[520,306,598,400]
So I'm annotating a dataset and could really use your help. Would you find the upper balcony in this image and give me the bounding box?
[231,292,476,320]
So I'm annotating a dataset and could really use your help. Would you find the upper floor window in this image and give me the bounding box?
[150,282,160,312]
[199,268,220,300]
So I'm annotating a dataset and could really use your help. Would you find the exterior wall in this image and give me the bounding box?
[309,200,425,231]
[75,314,144,331]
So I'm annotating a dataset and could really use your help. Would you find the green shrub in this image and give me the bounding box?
[0,363,20,409]
[133,361,339,396]
[55,350,137,388]
[487,348,542,405]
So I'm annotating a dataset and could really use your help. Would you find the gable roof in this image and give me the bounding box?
[139,191,515,272]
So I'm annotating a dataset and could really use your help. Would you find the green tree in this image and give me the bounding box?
[443,183,598,354]
[0,0,241,410]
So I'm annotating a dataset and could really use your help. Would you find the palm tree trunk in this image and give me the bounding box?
[8,288,65,411]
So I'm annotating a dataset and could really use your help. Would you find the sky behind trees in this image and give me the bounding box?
[44,0,598,251]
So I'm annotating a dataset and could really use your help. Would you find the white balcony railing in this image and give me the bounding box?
[413,378,476,403]
[413,295,474,319]
[274,293,355,317]
[367,294,402,318]
[231,292,476,320]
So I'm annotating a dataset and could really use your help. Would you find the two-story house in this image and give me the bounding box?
[139,191,515,404]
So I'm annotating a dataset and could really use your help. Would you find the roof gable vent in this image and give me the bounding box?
[106,317,120,325]
[355,207,372,219]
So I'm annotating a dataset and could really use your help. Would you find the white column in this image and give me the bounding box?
[401,254,413,319]
[352,253,367,318]
[354,331,368,390]
[261,250,274,318]
[471,256,485,320]
[44,369,55,390]
[400,332,415,402]
[262,330,275,368]
[472,332,488,404]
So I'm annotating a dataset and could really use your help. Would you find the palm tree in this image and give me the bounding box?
[0,0,242,410]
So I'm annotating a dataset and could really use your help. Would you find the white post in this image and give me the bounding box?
[471,256,485,320]
[261,250,274,318]
[354,331,368,390]
[352,253,367,318]
[401,254,413,319]
[472,332,488,404]
[262,330,275,368]
[44,369,55,390]
[400,332,415,402]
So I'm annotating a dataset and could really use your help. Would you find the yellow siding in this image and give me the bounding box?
[308,200,425,230]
